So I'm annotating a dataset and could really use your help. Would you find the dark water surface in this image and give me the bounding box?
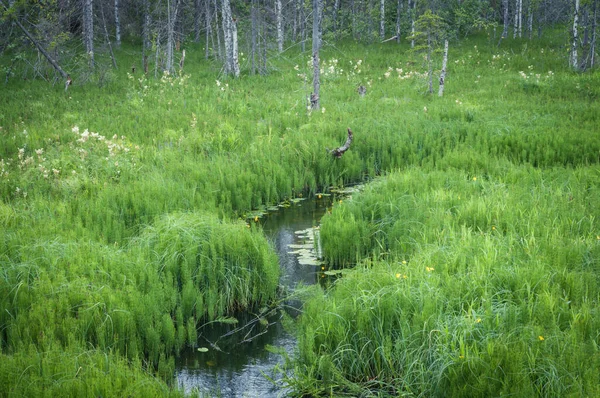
[175,197,333,397]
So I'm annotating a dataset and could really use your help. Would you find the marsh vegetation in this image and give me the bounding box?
[1,22,600,398]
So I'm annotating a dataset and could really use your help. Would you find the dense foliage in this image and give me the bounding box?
[1,11,599,395]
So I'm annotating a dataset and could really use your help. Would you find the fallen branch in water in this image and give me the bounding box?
[328,128,353,158]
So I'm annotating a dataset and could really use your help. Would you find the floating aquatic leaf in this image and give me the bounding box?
[298,258,322,266]
[288,244,313,249]
[324,270,343,275]
[197,347,209,352]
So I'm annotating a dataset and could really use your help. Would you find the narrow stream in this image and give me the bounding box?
[175,196,334,397]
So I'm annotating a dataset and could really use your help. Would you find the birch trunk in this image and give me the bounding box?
[572,0,580,69]
[166,0,180,73]
[502,0,509,38]
[276,0,283,52]
[301,0,306,51]
[380,0,385,40]
[513,0,518,37]
[83,0,94,68]
[221,0,239,77]
[194,0,201,42]
[427,31,432,94]
[438,39,448,97]
[411,0,416,48]
[204,0,211,58]
[396,0,402,43]
[518,0,523,37]
[251,0,257,74]
[311,0,322,110]
[214,0,222,60]
[333,0,340,38]
[101,5,117,68]
[114,0,120,46]
[591,0,597,67]
[143,0,151,50]
[528,2,533,39]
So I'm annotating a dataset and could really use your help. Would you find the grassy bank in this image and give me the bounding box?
[1,28,599,396]
[299,165,600,396]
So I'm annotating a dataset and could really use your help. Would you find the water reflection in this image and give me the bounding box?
[175,198,332,397]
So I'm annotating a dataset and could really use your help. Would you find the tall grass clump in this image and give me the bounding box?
[296,164,600,396]
[0,211,278,393]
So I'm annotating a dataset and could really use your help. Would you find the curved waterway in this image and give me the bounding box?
[175,196,334,397]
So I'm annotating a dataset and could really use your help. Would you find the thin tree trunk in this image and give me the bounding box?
[154,32,161,77]
[166,0,174,73]
[83,0,94,68]
[380,0,385,40]
[333,0,340,39]
[583,6,589,46]
[591,0,597,67]
[502,0,509,37]
[513,0,518,37]
[301,0,306,51]
[194,0,201,42]
[427,31,432,94]
[251,0,257,74]
[438,39,448,97]
[214,0,222,60]
[311,0,321,110]
[115,0,121,46]
[527,1,533,39]
[142,0,150,70]
[396,0,402,43]
[276,0,283,52]
[572,0,580,69]
[101,5,117,68]
[411,0,416,48]
[205,0,211,58]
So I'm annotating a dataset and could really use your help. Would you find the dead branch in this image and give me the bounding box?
[381,35,399,43]
[329,128,353,158]
[1,0,68,79]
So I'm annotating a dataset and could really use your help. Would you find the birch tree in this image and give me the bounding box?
[592,0,597,67]
[83,0,94,67]
[222,0,239,77]
[380,0,385,40]
[410,0,416,48]
[502,0,509,38]
[396,0,403,43]
[572,0,580,69]
[114,0,120,47]
[311,0,322,110]
[165,0,180,74]
[438,39,448,96]
[276,0,283,52]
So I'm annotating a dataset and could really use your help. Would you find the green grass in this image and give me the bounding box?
[1,27,600,396]
[299,165,600,396]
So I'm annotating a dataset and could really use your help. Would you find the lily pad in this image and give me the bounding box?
[324,270,344,275]
[197,347,209,352]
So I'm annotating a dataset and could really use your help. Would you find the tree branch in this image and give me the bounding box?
[1,0,68,79]
[329,128,353,158]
